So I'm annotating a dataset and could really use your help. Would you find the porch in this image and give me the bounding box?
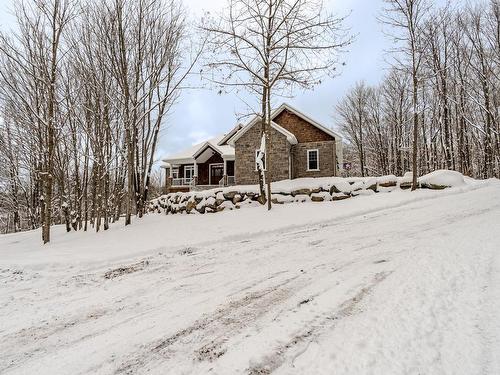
[166,159,236,191]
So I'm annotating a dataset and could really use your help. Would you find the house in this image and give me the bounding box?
[162,103,343,192]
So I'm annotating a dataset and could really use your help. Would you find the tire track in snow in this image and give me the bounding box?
[114,275,302,374]
[246,271,392,375]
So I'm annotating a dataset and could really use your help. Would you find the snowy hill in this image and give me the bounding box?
[1,178,500,374]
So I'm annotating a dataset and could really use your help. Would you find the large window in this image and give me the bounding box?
[184,165,194,181]
[255,150,266,171]
[307,149,319,171]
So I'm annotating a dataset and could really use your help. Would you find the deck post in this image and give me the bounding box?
[223,159,228,186]
[193,161,198,187]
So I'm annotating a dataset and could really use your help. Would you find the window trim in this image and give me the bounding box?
[255,149,267,171]
[172,167,179,179]
[184,165,195,179]
[307,149,320,171]
[209,163,224,185]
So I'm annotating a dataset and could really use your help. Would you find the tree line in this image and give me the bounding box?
[0,0,200,239]
[338,0,499,180]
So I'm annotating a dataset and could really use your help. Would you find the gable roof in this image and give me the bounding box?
[218,123,243,146]
[227,119,298,146]
[272,103,343,141]
[226,103,342,146]
[162,133,235,164]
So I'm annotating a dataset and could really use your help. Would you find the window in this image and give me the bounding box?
[184,165,195,181]
[307,149,319,171]
[172,168,179,179]
[255,150,266,171]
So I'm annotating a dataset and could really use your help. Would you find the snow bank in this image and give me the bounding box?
[419,169,465,189]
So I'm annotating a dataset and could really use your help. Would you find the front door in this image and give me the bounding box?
[210,164,224,185]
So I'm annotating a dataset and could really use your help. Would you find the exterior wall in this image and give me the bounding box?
[291,141,337,179]
[235,124,290,185]
[273,109,335,143]
[197,153,224,185]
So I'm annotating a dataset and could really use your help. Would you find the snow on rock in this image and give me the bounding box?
[151,171,471,216]
[419,169,465,189]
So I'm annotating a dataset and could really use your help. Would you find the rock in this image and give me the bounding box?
[196,205,206,214]
[420,182,447,190]
[271,197,284,204]
[399,182,413,190]
[215,199,225,206]
[331,193,350,201]
[186,201,197,214]
[377,175,398,187]
[232,194,242,204]
[223,191,239,200]
[291,188,311,197]
[311,192,331,202]
[257,194,267,205]
[271,194,294,204]
[379,181,397,188]
[293,194,310,203]
[329,185,341,194]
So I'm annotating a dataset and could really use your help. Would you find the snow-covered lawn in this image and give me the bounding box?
[1,178,499,374]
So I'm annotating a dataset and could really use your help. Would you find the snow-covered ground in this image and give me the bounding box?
[1,178,500,374]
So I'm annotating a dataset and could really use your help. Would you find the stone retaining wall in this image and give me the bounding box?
[149,173,457,216]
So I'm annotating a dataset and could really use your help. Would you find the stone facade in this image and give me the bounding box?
[235,123,290,185]
[234,108,338,184]
[291,141,337,179]
[273,109,334,142]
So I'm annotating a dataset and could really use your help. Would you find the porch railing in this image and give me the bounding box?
[171,177,193,186]
[218,176,236,187]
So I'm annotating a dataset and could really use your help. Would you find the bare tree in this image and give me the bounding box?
[204,0,350,209]
[380,0,430,190]
[0,0,74,243]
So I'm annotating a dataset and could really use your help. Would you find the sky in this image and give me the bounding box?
[0,0,391,160]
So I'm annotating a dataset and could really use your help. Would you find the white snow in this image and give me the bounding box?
[1,177,499,375]
[419,169,465,187]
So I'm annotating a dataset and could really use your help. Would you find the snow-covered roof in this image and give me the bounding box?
[162,103,343,165]
[227,103,341,147]
[162,134,235,165]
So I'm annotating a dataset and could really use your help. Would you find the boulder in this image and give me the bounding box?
[311,192,331,202]
[294,194,310,203]
[271,194,294,204]
[186,201,197,214]
[223,191,239,200]
[257,194,267,205]
[232,194,242,204]
[291,188,311,197]
[329,185,341,194]
[331,193,350,201]
[420,182,447,190]
[399,182,413,190]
